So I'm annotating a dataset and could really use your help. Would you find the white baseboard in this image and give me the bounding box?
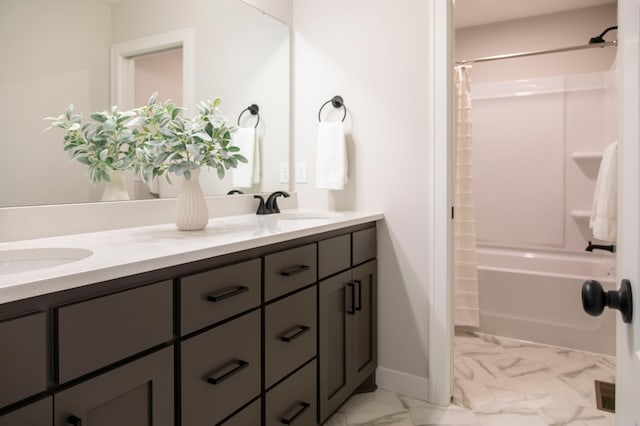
[375,367,429,402]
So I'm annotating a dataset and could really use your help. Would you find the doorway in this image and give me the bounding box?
[442,1,616,420]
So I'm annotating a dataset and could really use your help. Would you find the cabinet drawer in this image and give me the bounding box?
[0,396,51,426]
[54,347,173,426]
[353,227,376,265]
[55,281,173,383]
[181,310,261,426]
[265,360,317,426]
[0,312,47,409]
[265,244,317,301]
[318,234,351,279]
[219,398,261,426]
[265,286,317,388]
[180,258,261,335]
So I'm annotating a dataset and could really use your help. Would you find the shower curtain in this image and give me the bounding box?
[454,65,480,328]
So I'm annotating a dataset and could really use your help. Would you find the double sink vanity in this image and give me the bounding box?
[0,210,383,426]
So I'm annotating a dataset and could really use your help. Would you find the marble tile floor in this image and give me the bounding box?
[324,331,615,425]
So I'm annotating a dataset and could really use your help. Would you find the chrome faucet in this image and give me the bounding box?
[254,191,290,215]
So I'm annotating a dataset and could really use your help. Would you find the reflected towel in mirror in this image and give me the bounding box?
[232,127,261,188]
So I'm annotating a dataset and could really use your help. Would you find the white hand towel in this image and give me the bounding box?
[232,127,260,188]
[590,142,617,242]
[316,121,348,190]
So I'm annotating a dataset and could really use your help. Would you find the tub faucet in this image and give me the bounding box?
[265,191,290,214]
[585,241,616,253]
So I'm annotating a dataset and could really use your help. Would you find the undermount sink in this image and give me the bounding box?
[275,211,342,221]
[0,248,93,275]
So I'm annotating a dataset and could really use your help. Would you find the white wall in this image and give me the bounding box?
[292,0,433,399]
[455,4,617,83]
[241,0,292,25]
[0,0,111,206]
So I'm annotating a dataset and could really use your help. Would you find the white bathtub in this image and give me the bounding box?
[475,247,616,355]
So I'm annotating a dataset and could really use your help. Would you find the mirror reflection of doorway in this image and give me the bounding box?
[130,47,184,199]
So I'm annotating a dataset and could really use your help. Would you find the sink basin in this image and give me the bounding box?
[0,248,93,275]
[275,211,342,221]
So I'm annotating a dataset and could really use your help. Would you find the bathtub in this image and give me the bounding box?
[475,247,616,355]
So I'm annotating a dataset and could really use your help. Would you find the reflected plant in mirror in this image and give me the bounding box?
[44,105,140,186]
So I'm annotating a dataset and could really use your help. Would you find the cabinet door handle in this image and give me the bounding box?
[346,282,356,315]
[280,402,311,425]
[207,360,249,385]
[67,415,83,426]
[280,325,310,342]
[354,280,362,311]
[280,265,311,276]
[207,286,249,302]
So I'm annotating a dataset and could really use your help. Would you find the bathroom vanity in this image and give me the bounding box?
[0,211,382,425]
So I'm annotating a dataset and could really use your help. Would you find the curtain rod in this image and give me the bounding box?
[456,40,617,65]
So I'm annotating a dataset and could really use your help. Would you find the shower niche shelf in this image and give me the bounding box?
[571,210,593,220]
[571,152,603,162]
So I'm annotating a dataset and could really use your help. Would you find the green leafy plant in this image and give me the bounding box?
[135,93,247,184]
[44,105,140,184]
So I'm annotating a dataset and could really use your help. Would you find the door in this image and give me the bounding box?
[351,260,377,388]
[318,270,353,422]
[54,347,173,426]
[615,0,640,423]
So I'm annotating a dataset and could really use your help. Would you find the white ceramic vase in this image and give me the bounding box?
[100,170,130,202]
[175,169,209,231]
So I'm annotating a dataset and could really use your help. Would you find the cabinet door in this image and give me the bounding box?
[0,396,52,426]
[318,270,353,423]
[54,347,173,426]
[0,312,47,409]
[351,260,377,387]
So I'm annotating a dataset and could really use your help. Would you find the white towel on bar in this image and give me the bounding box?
[316,121,348,190]
[590,141,617,242]
[232,127,260,188]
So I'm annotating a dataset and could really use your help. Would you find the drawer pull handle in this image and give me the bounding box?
[354,280,362,311]
[207,360,249,385]
[346,282,356,315]
[280,325,311,342]
[207,286,249,302]
[280,265,311,277]
[67,415,83,426]
[280,402,311,425]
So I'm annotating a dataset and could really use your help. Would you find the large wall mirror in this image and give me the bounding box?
[0,0,290,208]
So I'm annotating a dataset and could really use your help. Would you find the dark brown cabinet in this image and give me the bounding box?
[318,230,377,424]
[0,221,378,426]
[266,360,317,426]
[180,310,261,426]
[54,347,173,426]
[0,312,47,409]
[0,397,52,426]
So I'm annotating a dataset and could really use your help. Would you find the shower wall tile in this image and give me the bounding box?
[473,92,565,249]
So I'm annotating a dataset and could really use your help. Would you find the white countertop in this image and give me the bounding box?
[0,210,383,304]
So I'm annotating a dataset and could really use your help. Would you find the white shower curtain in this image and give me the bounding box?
[454,65,480,327]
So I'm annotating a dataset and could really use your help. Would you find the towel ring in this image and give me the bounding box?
[237,104,260,128]
[318,95,346,122]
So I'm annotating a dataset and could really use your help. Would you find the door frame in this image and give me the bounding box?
[110,28,194,112]
[427,0,455,406]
